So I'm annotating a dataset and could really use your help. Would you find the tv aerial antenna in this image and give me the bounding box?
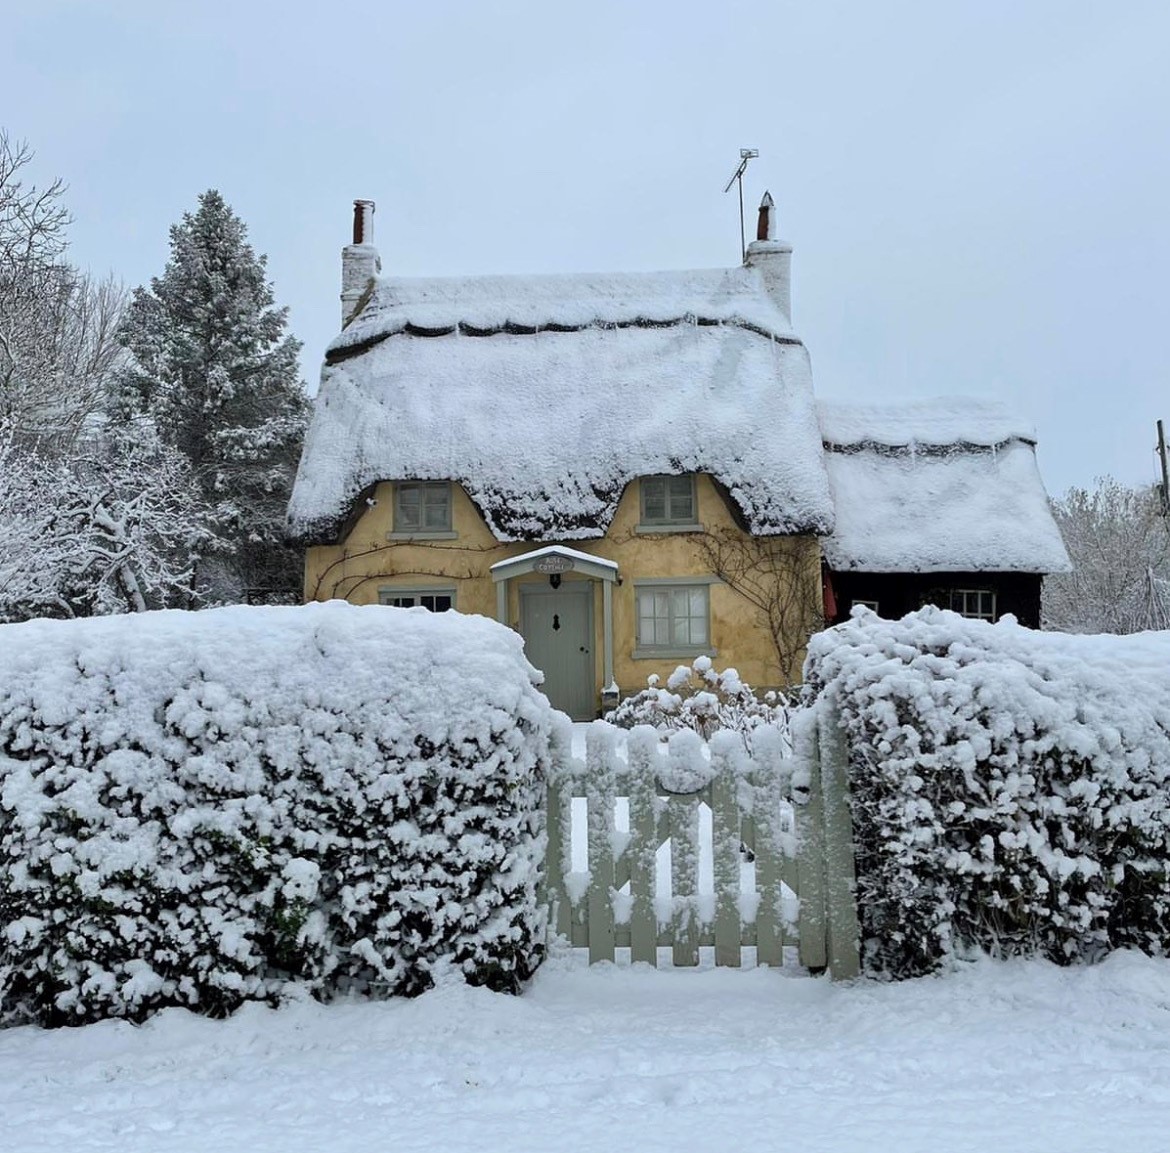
[723,148,759,262]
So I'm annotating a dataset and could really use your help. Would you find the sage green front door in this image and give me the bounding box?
[519,583,595,720]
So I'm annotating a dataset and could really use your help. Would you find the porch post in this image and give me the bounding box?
[602,577,615,690]
[496,577,508,625]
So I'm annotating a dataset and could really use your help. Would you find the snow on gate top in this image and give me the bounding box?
[286,265,835,544]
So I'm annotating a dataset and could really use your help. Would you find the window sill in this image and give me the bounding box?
[634,523,704,535]
[631,647,718,661]
[386,530,458,541]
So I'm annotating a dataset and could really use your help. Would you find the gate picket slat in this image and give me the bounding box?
[545,773,571,942]
[585,722,616,965]
[670,794,701,967]
[710,736,742,968]
[795,712,828,971]
[626,727,660,967]
[749,728,785,968]
[818,706,861,981]
[780,838,800,947]
[754,780,783,968]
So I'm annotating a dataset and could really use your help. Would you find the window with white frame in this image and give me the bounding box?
[635,584,710,652]
[394,481,452,533]
[380,589,455,612]
[949,588,996,621]
[640,475,696,526]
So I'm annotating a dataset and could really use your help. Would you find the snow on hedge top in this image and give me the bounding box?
[287,266,833,543]
[0,601,551,753]
[817,398,1069,573]
[807,606,1170,792]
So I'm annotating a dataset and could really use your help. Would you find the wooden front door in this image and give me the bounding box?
[519,583,595,720]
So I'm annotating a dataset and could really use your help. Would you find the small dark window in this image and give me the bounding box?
[640,475,696,526]
[950,589,996,621]
[395,481,452,533]
[382,591,454,612]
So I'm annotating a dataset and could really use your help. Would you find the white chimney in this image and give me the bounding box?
[341,198,380,327]
[744,191,793,326]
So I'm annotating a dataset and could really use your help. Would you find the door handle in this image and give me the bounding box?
[579,646,589,653]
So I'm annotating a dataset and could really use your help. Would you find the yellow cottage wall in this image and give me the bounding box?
[303,475,821,699]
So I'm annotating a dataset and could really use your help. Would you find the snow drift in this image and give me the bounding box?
[805,608,1170,976]
[0,602,556,1026]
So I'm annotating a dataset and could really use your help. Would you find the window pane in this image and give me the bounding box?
[689,588,708,644]
[668,476,694,520]
[422,486,450,529]
[642,477,666,521]
[396,485,421,528]
[653,592,670,644]
[668,590,686,644]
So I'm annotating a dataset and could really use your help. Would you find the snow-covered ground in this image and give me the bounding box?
[3,950,1169,1152]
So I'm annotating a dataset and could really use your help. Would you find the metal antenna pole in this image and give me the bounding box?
[1159,420,1170,516]
[723,148,758,262]
[738,175,746,263]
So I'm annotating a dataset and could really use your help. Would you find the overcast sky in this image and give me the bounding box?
[4,1,1168,496]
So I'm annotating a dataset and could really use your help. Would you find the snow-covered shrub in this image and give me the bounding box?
[0,602,554,1026]
[605,656,792,751]
[805,607,1170,978]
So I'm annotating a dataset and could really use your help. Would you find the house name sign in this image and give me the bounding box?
[534,556,575,575]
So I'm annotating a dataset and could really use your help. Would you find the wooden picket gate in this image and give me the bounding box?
[544,708,861,979]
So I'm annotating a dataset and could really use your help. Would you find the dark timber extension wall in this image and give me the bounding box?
[826,570,1044,629]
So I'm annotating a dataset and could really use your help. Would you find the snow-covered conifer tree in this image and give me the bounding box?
[117,190,309,604]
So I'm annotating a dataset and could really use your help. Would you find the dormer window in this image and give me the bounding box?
[639,474,698,529]
[394,481,452,534]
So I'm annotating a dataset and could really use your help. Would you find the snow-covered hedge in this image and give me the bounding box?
[0,603,555,1026]
[805,608,1170,977]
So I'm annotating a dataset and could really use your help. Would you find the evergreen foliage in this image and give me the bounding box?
[0,603,551,1026]
[806,608,1170,978]
[118,190,309,604]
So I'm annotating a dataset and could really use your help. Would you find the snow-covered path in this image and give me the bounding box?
[3,951,1169,1152]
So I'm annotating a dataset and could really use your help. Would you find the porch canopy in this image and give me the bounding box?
[490,545,620,693]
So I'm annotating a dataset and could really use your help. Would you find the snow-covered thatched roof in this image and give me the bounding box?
[818,398,1070,574]
[287,266,835,543]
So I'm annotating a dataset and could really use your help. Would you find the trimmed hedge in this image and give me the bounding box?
[805,608,1170,978]
[0,602,555,1026]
